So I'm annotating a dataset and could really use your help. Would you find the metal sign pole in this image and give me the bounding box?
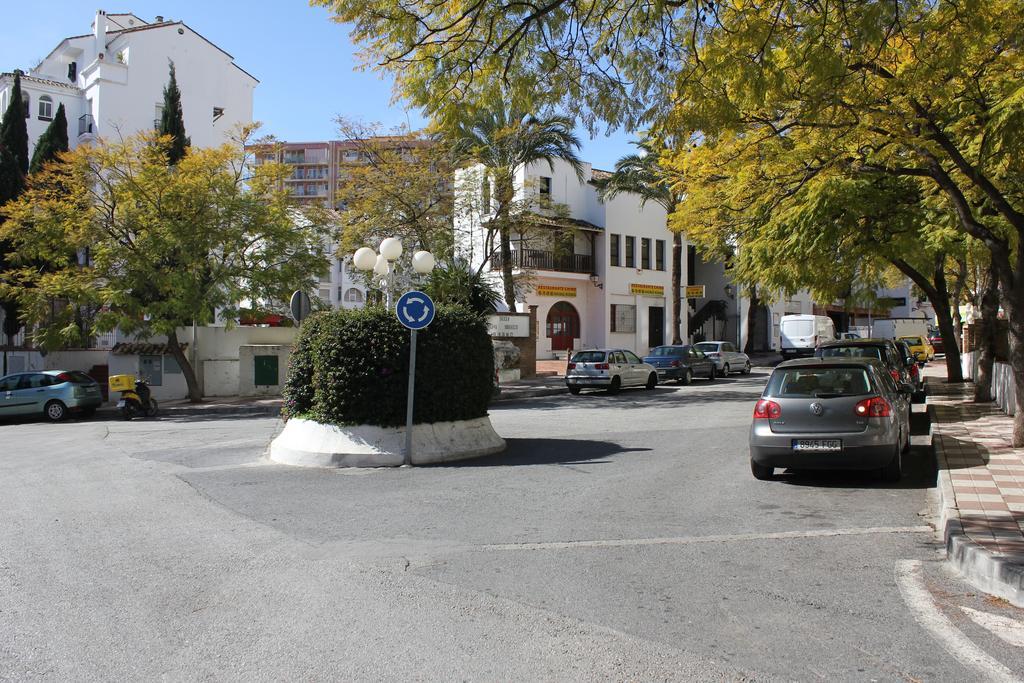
[403,329,417,467]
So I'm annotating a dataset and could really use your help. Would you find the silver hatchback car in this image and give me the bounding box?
[565,349,658,395]
[0,370,103,421]
[749,358,912,481]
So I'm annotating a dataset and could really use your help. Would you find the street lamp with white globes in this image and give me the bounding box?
[353,238,435,309]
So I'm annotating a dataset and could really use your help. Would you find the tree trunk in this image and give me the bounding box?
[744,284,759,354]
[974,262,1000,402]
[671,232,682,344]
[167,328,202,403]
[951,257,967,352]
[495,174,517,312]
[1008,313,1024,447]
[892,254,963,382]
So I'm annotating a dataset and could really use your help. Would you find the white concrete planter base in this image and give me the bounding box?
[269,416,506,467]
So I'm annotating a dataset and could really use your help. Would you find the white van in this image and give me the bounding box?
[779,315,836,358]
[870,318,930,341]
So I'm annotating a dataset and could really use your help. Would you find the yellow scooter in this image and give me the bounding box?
[108,374,159,420]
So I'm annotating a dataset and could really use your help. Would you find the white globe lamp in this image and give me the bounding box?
[412,250,436,274]
[353,247,377,271]
[379,237,403,262]
[373,253,390,276]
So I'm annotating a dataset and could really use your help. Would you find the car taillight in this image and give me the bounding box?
[671,360,681,367]
[753,399,781,419]
[567,362,576,369]
[855,396,891,418]
[596,363,610,370]
[56,372,73,382]
[889,369,900,382]
[910,364,919,378]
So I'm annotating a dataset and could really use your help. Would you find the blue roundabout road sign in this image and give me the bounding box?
[396,290,435,330]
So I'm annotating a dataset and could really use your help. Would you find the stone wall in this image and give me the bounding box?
[489,307,538,380]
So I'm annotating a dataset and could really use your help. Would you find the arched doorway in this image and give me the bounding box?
[546,301,580,351]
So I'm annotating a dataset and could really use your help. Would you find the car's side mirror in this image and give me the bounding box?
[906,357,915,366]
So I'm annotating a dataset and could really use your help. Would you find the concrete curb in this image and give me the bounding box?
[491,386,567,402]
[96,404,282,419]
[928,398,1024,607]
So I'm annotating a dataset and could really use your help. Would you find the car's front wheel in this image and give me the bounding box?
[679,368,693,385]
[708,365,716,381]
[645,373,657,390]
[607,376,621,395]
[742,361,751,375]
[568,386,581,395]
[723,363,731,375]
[751,460,774,480]
[44,400,67,422]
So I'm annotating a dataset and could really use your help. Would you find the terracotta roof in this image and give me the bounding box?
[590,168,613,181]
[0,72,82,92]
[111,342,188,356]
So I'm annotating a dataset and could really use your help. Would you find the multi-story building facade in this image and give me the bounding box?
[0,9,257,163]
[458,157,690,359]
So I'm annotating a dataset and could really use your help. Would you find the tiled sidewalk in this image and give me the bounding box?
[926,364,1024,605]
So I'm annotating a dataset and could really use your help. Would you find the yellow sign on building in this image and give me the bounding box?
[685,285,706,298]
[536,285,577,297]
[630,283,665,297]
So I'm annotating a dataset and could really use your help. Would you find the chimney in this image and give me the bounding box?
[94,10,107,59]
[155,15,164,22]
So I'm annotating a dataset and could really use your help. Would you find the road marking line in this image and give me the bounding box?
[895,560,1020,682]
[479,526,932,551]
[961,606,1024,649]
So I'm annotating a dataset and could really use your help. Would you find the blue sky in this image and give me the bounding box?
[2,1,636,169]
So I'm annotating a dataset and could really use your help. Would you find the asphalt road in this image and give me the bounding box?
[2,370,1023,681]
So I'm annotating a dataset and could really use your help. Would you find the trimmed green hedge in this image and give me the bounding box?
[283,304,495,427]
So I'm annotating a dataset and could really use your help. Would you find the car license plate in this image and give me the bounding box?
[792,439,842,452]
[117,399,126,408]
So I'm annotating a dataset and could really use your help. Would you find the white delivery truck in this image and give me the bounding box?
[779,314,837,359]
[871,318,930,340]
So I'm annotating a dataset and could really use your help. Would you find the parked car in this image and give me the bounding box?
[814,339,913,388]
[927,330,944,355]
[693,341,751,375]
[894,339,925,399]
[643,345,717,384]
[0,370,103,421]
[780,314,837,359]
[897,335,935,362]
[565,349,659,395]
[749,357,913,481]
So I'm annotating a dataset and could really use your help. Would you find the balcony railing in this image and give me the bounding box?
[78,114,95,137]
[491,249,592,274]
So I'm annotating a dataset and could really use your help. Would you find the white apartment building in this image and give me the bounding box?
[0,10,257,163]
[458,157,689,359]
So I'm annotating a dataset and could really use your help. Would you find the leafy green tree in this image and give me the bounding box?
[447,105,584,311]
[158,61,190,164]
[595,137,685,343]
[29,103,69,175]
[0,72,28,175]
[0,126,332,402]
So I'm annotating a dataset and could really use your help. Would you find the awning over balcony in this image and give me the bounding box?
[523,212,603,233]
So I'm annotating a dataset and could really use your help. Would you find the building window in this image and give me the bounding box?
[539,176,552,197]
[656,240,666,271]
[22,93,29,119]
[344,287,364,303]
[139,355,163,386]
[38,95,53,121]
[625,236,635,268]
[609,234,621,267]
[610,304,636,333]
[641,238,651,270]
[318,288,331,303]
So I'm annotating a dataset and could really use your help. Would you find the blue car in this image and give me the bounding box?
[0,370,103,421]
[642,345,717,384]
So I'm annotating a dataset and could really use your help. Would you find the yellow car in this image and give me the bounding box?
[897,335,935,362]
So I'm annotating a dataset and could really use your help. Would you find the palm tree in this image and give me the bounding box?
[450,105,584,312]
[596,138,686,344]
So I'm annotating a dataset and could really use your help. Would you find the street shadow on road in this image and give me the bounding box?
[423,437,651,467]
[773,445,938,490]
[493,388,762,411]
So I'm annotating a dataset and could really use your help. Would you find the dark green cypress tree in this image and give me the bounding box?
[158,61,190,164]
[0,72,29,175]
[29,103,69,175]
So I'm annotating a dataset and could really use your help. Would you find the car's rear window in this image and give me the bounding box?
[767,367,873,398]
[901,337,923,345]
[818,346,883,361]
[649,346,687,356]
[694,343,718,353]
[571,351,606,363]
[58,371,96,385]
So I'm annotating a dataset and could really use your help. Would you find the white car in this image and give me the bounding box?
[694,341,751,375]
[565,349,658,395]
